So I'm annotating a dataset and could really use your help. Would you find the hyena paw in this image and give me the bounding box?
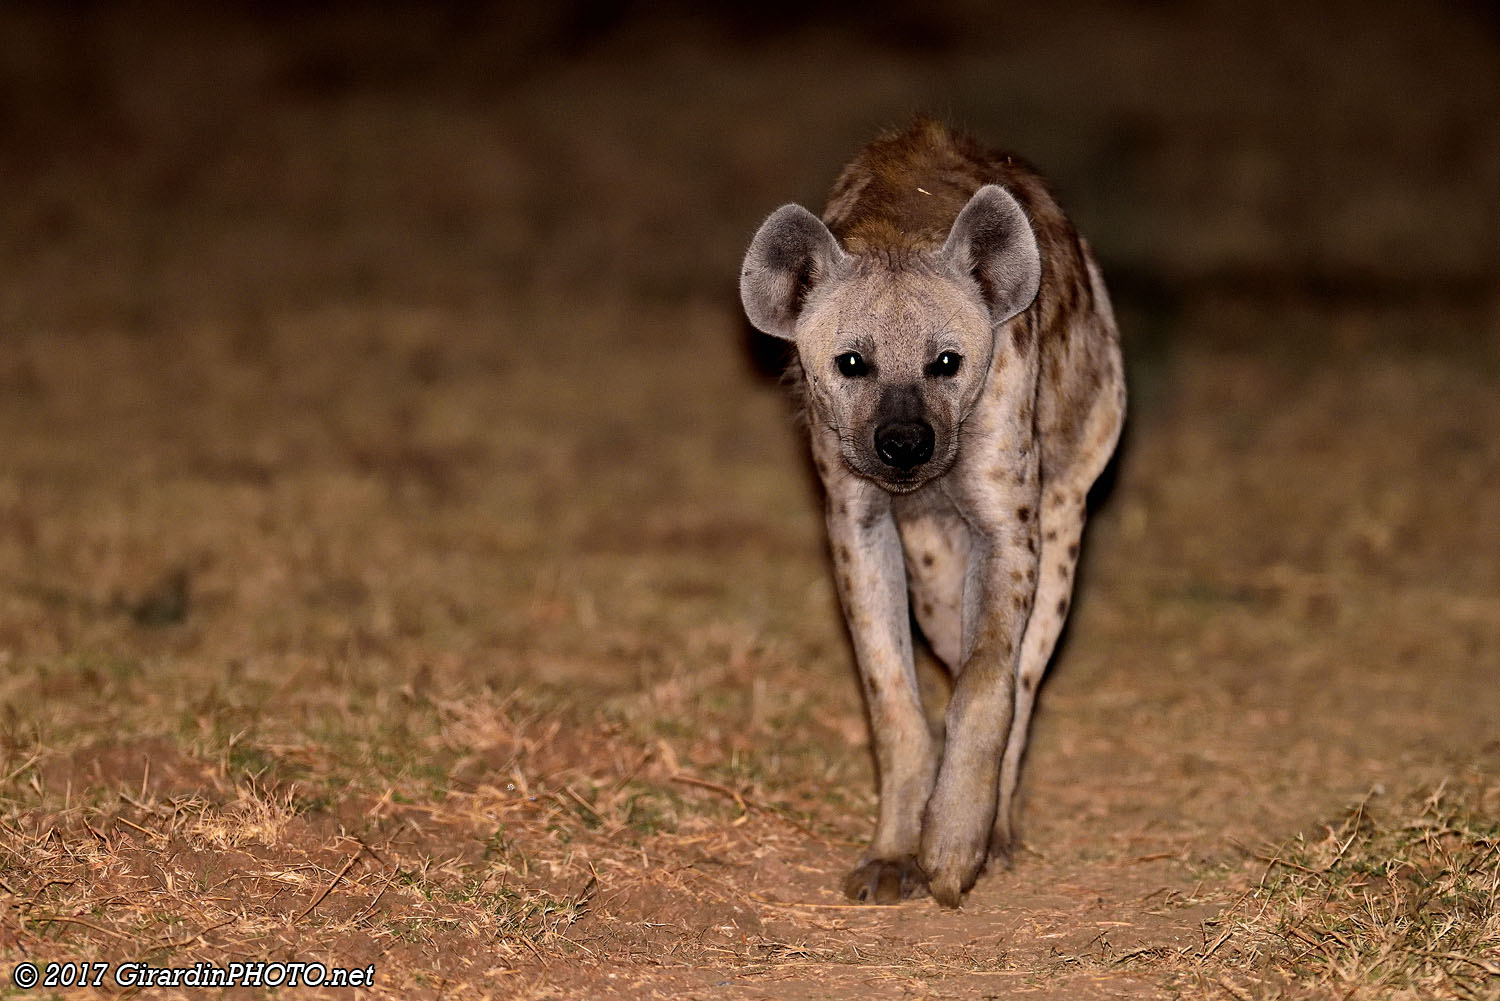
[919,831,989,908]
[988,817,1016,868]
[842,855,929,904]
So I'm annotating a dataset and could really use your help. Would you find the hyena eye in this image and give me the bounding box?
[835,352,870,378]
[925,351,962,377]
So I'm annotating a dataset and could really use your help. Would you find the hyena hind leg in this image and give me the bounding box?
[991,486,1087,860]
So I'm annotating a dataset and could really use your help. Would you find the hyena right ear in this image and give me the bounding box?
[740,204,848,341]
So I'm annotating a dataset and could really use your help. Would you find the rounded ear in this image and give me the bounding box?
[740,204,847,341]
[940,184,1041,325]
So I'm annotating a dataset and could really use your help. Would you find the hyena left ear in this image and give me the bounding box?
[941,184,1042,325]
[740,204,849,341]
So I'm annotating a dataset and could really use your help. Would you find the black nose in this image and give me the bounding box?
[874,421,934,470]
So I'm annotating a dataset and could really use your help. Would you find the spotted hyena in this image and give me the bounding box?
[739,119,1125,907]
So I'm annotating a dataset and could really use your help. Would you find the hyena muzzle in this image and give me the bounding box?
[739,119,1125,907]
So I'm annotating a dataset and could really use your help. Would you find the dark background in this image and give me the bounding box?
[4,1,1496,342]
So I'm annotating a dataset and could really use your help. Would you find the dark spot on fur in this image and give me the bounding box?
[1044,529,1057,542]
[1011,317,1033,352]
[1046,354,1066,391]
[1009,569,1023,583]
[1057,597,1069,616]
[1022,675,1037,693]
[1057,563,1069,578]
[1026,567,1036,583]
[836,544,851,563]
[1011,593,1026,610]
[837,501,847,515]
[921,552,935,567]
[1067,543,1079,559]
[921,601,934,617]
[1016,506,1031,522]
[1025,537,1036,554]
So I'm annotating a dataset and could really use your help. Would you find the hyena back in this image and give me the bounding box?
[739,119,1125,908]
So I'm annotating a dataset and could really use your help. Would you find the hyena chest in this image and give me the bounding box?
[892,493,974,673]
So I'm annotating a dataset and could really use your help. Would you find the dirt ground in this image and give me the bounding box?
[1,3,1498,999]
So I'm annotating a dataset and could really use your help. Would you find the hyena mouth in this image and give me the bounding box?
[859,457,948,494]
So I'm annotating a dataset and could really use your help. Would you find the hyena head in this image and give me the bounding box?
[740,185,1041,493]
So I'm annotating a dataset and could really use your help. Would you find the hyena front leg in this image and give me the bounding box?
[991,484,1087,859]
[919,456,1041,907]
[820,447,937,903]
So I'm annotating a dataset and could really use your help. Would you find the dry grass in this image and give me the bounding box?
[0,677,877,998]
[1209,779,1500,1000]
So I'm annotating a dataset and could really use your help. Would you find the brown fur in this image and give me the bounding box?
[824,118,1087,321]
